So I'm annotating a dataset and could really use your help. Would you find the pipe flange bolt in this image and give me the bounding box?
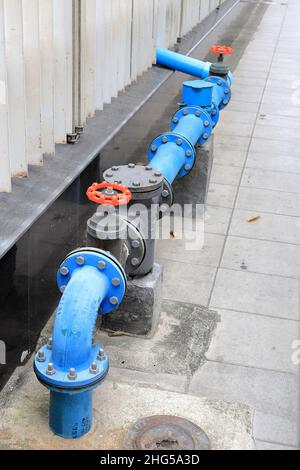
[210,103,220,128]
[204,76,232,110]
[34,342,109,390]
[57,248,127,315]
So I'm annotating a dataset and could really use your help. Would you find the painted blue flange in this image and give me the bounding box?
[57,248,127,315]
[210,103,220,128]
[148,132,195,179]
[204,76,232,110]
[34,343,109,390]
[170,105,213,145]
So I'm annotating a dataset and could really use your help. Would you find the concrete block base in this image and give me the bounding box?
[101,263,163,337]
[173,136,214,208]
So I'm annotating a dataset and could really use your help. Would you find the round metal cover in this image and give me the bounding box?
[104,164,164,193]
[125,415,211,450]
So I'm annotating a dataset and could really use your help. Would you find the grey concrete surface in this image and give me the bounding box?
[0,363,253,450]
[1,0,299,451]
[203,0,300,449]
[101,263,163,337]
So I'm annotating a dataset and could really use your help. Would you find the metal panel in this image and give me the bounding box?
[4,0,27,178]
[53,0,73,143]
[39,0,55,156]
[84,0,97,118]
[23,0,43,165]
[0,0,10,192]
[0,0,232,193]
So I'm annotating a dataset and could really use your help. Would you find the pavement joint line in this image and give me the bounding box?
[239,180,300,194]
[245,166,300,176]
[255,439,299,450]
[225,233,300,248]
[208,305,300,324]
[205,359,299,378]
[216,265,300,283]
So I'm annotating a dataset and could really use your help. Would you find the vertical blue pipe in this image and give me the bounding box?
[52,265,110,371]
[50,390,93,439]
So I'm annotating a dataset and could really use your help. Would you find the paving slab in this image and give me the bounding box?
[246,152,300,174]
[155,232,225,268]
[229,209,300,245]
[189,361,298,420]
[242,168,300,193]
[207,308,298,374]
[255,440,297,451]
[205,205,233,235]
[153,260,216,307]
[221,236,300,279]
[0,365,254,451]
[213,149,248,168]
[236,187,300,217]
[210,268,299,320]
[213,135,251,152]
[210,164,243,186]
[217,122,255,138]
[254,412,299,448]
[207,183,238,208]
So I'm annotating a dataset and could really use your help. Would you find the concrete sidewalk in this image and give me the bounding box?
[0,0,299,451]
[159,0,300,450]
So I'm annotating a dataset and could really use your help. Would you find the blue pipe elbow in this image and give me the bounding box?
[34,248,127,439]
[156,48,233,87]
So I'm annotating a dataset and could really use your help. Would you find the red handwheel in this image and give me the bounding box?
[210,45,233,63]
[210,45,233,55]
[86,182,132,206]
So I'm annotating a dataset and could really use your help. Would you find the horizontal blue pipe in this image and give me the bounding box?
[173,114,204,145]
[157,48,233,86]
[52,265,110,371]
[150,142,186,184]
[157,47,211,79]
[50,390,92,439]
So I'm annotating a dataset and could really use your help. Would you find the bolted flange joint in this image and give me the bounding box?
[57,248,127,316]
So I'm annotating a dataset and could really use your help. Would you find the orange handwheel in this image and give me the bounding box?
[210,45,233,56]
[86,182,132,206]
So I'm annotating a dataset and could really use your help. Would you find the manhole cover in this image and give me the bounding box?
[125,415,211,450]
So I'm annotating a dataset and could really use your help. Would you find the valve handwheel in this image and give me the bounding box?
[87,182,132,206]
[210,45,233,62]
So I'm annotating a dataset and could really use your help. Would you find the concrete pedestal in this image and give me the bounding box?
[101,263,163,337]
[173,136,214,208]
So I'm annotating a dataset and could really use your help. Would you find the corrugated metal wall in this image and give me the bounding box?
[0,0,225,193]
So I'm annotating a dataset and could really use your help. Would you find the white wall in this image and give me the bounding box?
[0,0,227,192]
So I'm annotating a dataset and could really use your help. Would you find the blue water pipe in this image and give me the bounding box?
[156,47,233,86]
[148,74,230,184]
[34,248,127,439]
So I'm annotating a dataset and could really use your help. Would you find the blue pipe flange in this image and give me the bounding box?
[57,247,127,315]
[34,339,109,391]
[148,132,195,179]
[170,106,213,145]
[210,103,220,128]
[205,76,232,110]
